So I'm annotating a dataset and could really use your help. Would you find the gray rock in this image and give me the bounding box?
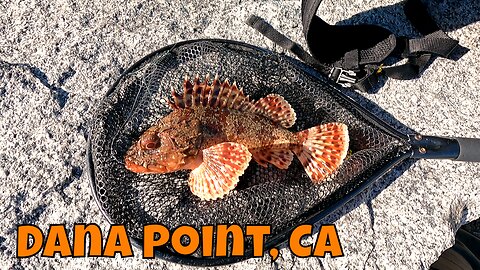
[1,0,479,269]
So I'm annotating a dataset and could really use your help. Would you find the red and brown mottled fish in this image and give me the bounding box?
[125,75,349,200]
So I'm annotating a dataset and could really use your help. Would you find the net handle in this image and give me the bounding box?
[409,135,480,162]
[454,137,480,162]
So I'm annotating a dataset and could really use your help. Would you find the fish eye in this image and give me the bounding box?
[145,141,157,149]
[141,134,160,150]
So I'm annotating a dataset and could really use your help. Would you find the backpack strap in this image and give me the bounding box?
[380,0,460,80]
[246,15,331,76]
[248,0,460,92]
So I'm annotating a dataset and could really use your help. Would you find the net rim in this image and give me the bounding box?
[86,38,413,266]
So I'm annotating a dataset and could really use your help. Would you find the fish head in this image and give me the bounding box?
[124,125,192,174]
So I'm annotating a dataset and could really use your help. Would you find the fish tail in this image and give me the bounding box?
[294,123,349,183]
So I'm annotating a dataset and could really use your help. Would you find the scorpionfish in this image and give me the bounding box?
[125,75,349,200]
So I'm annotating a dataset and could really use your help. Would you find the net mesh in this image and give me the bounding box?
[89,40,407,259]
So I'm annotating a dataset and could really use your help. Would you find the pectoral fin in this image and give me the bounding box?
[188,142,252,200]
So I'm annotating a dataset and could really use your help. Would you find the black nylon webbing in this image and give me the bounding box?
[383,54,432,80]
[301,0,459,88]
[248,0,460,92]
[408,31,458,58]
[403,0,459,59]
[246,15,331,75]
[381,0,459,80]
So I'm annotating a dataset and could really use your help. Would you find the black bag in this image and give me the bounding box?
[248,0,460,92]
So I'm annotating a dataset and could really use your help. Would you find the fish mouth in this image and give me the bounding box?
[124,159,166,173]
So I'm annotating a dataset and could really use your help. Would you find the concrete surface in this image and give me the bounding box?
[1,0,479,269]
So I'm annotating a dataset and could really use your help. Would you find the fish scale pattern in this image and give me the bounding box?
[88,40,408,260]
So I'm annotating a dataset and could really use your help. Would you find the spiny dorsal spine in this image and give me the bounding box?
[169,74,296,128]
[170,74,253,112]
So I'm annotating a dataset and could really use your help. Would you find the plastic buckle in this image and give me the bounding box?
[329,67,357,88]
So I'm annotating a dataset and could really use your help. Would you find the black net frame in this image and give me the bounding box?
[87,39,413,265]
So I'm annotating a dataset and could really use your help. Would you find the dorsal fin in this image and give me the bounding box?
[252,94,296,128]
[170,75,296,128]
[170,74,254,111]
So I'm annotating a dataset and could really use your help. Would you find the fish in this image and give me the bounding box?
[124,74,349,200]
